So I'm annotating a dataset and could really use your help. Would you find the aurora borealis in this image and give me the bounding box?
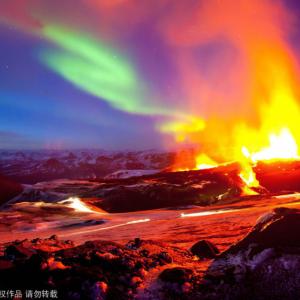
[40,25,169,116]
[1,0,300,150]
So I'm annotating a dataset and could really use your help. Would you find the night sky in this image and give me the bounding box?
[1,0,300,150]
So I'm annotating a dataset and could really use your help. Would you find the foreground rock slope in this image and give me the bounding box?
[1,207,300,299]
[198,207,300,300]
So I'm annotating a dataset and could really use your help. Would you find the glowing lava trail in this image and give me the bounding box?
[62,218,150,237]
[59,197,103,214]
[181,209,240,218]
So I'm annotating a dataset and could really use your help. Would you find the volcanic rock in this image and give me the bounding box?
[190,240,219,259]
[155,267,196,299]
[220,206,300,255]
[126,237,143,249]
[5,243,37,259]
[200,207,300,300]
[0,237,195,299]
[0,174,23,205]
[85,168,243,212]
[3,236,74,258]
[159,267,193,284]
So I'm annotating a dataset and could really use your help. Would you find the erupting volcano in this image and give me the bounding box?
[2,0,300,299]
[167,0,300,195]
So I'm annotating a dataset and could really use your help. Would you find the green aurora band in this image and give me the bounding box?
[39,25,172,116]
[39,26,206,139]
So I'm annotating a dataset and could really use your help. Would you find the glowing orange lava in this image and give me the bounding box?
[59,197,103,214]
[195,154,218,170]
[241,128,299,163]
[167,1,300,195]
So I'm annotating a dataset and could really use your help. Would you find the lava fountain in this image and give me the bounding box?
[164,0,300,194]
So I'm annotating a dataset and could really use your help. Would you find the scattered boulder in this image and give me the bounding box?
[126,237,143,249]
[154,267,196,299]
[5,243,37,259]
[0,237,195,299]
[159,267,193,284]
[190,240,219,259]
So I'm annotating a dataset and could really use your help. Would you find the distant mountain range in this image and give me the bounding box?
[0,150,175,183]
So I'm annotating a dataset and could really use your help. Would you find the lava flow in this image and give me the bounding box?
[59,197,105,214]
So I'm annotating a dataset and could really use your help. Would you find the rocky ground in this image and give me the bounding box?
[4,160,300,214]
[1,207,300,299]
[2,156,300,299]
[2,164,245,212]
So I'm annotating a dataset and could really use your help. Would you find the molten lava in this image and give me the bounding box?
[195,154,218,170]
[167,1,300,195]
[237,127,300,193]
[241,128,299,163]
[172,126,300,194]
[59,197,103,214]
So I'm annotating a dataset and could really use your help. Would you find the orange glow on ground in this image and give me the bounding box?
[59,197,102,214]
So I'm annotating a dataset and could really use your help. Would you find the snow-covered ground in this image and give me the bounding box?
[105,169,160,179]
